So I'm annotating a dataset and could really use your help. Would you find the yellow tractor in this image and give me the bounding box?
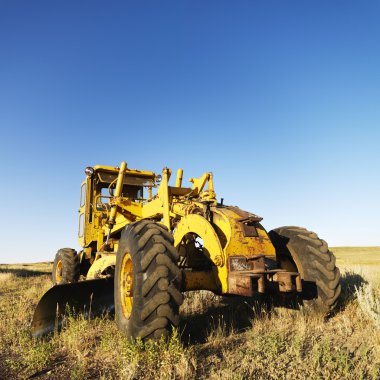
[32,162,341,340]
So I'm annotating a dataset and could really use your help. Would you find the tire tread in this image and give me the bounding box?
[115,220,182,341]
[269,226,341,312]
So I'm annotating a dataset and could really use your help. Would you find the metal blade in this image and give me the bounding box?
[31,278,114,338]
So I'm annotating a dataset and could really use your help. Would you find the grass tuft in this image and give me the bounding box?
[356,283,380,329]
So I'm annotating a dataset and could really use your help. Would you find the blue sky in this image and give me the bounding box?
[0,1,379,263]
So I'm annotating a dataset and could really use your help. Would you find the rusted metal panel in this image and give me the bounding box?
[227,256,302,296]
[239,221,259,237]
[270,272,302,293]
[226,206,263,222]
[228,255,267,272]
[183,270,218,292]
[228,273,255,296]
[212,206,276,259]
[257,275,265,293]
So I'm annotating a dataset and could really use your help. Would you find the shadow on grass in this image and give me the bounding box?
[181,270,367,343]
[337,270,367,309]
[179,296,264,345]
[0,267,51,278]
[27,272,366,346]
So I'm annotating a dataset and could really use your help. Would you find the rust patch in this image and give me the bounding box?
[240,221,259,237]
[227,257,302,296]
[226,206,263,222]
[228,273,255,296]
[270,272,302,293]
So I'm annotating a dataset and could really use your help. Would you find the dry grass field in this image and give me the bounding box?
[0,247,379,379]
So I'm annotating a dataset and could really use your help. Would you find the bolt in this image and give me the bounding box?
[214,255,223,266]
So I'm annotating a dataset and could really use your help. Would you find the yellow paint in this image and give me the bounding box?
[78,162,277,295]
[107,161,127,230]
[213,207,276,258]
[120,252,133,319]
[175,168,183,187]
[55,260,63,282]
[86,254,116,279]
[161,168,171,230]
[174,214,228,292]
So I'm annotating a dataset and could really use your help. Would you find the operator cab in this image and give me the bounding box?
[95,170,145,210]
[78,164,157,245]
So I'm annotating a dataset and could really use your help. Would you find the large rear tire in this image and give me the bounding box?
[269,227,341,312]
[115,220,183,341]
[52,248,80,285]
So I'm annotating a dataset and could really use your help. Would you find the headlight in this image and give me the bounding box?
[155,174,162,184]
[84,167,94,177]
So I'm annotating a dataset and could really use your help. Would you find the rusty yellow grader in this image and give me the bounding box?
[32,162,341,340]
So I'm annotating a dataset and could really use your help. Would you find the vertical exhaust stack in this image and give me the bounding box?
[175,168,183,187]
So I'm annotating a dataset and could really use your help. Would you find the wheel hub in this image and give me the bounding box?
[120,253,133,318]
[55,260,63,282]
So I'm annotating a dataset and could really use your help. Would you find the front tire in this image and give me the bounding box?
[52,248,80,284]
[115,220,183,341]
[269,227,341,312]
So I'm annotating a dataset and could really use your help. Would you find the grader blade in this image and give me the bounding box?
[31,278,114,338]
